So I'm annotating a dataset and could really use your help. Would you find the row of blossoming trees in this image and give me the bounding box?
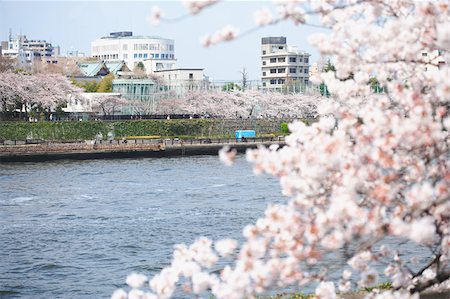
[113,0,449,299]
[0,69,321,120]
[153,91,321,119]
[0,71,82,120]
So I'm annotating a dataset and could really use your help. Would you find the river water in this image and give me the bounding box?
[0,155,285,298]
[0,155,431,298]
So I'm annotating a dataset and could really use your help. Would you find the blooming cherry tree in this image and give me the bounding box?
[0,71,82,119]
[115,1,450,298]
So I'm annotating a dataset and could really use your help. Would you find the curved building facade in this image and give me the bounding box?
[91,32,175,71]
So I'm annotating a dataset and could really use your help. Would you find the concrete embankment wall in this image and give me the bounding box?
[0,139,285,162]
[0,142,161,162]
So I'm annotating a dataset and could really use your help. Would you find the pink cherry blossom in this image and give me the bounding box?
[116,1,450,298]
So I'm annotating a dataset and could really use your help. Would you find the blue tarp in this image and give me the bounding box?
[235,130,256,139]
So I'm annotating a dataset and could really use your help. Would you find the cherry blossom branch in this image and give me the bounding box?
[412,269,450,293]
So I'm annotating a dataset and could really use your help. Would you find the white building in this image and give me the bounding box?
[261,37,310,90]
[142,58,176,74]
[21,37,56,57]
[91,31,175,73]
[1,36,35,65]
[155,68,206,93]
[63,92,122,114]
[1,33,58,66]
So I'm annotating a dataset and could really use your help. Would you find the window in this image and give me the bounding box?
[270,58,276,63]
[289,68,296,73]
[278,57,285,62]
[304,68,308,73]
[262,50,266,55]
[123,54,128,59]
[270,69,276,73]
[262,82,266,87]
[422,52,428,56]
[304,79,309,84]
[299,57,303,62]
[134,53,138,58]
[289,57,296,62]
[278,68,285,73]
[139,53,142,58]
[262,72,266,76]
[155,54,159,58]
[262,61,266,65]
[270,79,277,84]
[143,53,148,58]
[278,46,284,49]
[189,73,194,79]
[278,79,285,84]
[304,57,309,63]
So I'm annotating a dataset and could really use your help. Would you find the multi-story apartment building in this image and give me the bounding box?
[21,37,57,57]
[261,36,310,89]
[91,31,176,73]
[1,32,59,66]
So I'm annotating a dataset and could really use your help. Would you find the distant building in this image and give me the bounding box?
[67,50,86,58]
[142,58,176,74]
[155,68,206,93]
[63,92,122,119]
[112,78,156,101]
[261,36,310,90]
[91,31,175,73]
[22,37,56,57]
[1,37,35,66]
[1,32,59,66]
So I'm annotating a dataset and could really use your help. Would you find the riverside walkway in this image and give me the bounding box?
[0,137,285,162]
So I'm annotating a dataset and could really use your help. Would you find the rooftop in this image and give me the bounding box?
[262,37,287,45]
[155,68,204,72]
[98,31,173,41]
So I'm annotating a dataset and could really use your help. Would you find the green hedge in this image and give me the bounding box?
[0,121,110,140]
[112,119,215,138]
[0,119,303,141]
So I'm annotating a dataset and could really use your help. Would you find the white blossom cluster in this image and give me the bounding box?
[182,0,217,15]
[201,25,240,48]
[116,1,450,298]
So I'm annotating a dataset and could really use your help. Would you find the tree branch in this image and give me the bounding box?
[411,269,450,293]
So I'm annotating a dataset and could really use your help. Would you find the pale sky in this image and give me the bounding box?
[0,0,326,81]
